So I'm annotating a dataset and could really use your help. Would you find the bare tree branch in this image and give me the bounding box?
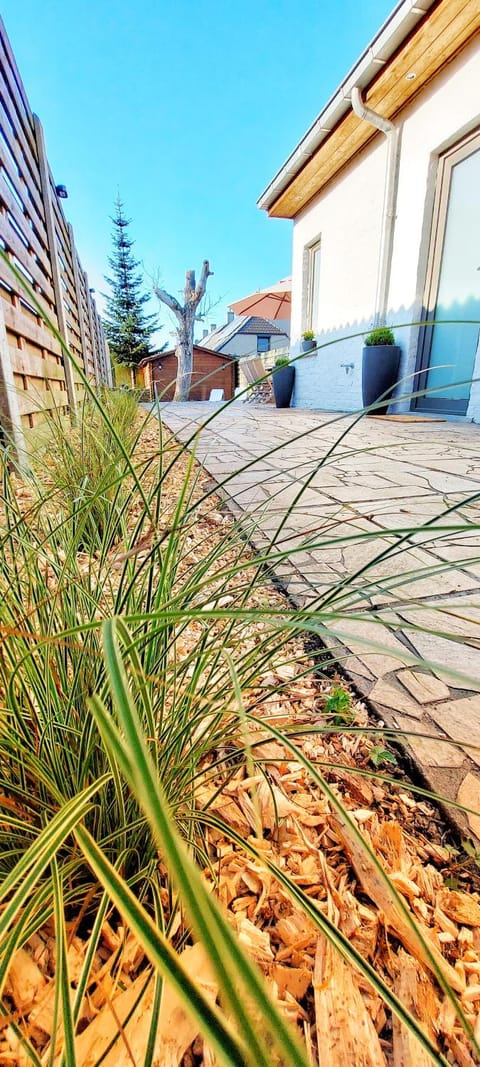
[153,286,183,317]
[195,260,214,303]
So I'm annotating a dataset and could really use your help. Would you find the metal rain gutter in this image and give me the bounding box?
[257,0,434,212]
[351,86,401,325]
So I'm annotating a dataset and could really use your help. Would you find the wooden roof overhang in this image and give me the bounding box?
[262,0,480,219]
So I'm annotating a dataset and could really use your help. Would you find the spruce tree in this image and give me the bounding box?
[103,197,157,386]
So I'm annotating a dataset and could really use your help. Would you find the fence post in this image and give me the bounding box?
[0,302,28,470]
[33,114,77,413]
[97,315,113,387]
[84,273,102,387]
[67,222,95,387]
[103,329,113,388]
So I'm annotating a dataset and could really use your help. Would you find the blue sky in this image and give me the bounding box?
[2,0,394,341]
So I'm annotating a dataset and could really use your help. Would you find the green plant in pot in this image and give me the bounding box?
[272,356,295,408]
[362,326,401,415]
[301,329,316,352]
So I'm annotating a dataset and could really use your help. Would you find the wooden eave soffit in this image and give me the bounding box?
[269,0,480,219]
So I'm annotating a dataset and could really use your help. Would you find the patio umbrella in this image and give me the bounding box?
[229,278,291,321]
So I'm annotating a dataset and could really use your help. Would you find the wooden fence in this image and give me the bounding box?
[0,16,112,462]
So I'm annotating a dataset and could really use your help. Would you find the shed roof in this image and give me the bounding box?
[138,345,236,368]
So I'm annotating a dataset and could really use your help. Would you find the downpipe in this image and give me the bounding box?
[351,86,401,326]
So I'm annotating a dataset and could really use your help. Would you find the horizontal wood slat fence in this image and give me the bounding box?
[0,16,112,462]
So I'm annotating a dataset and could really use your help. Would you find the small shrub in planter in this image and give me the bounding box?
[364,327,396,347]
[362,326,400,414]
[272,356,295,408]
[301,330,316,353]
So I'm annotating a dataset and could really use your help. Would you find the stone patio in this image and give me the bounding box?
[156,401,480,840]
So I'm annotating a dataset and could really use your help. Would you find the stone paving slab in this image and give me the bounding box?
[155,402,480,841]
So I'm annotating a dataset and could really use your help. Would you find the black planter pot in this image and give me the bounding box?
[273,365,295,408]
[301,339,315,352]
[362,345,401,414]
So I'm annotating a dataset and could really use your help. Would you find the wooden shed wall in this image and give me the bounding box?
[145,348,236,401]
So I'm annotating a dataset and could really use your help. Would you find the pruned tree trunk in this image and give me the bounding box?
[154,261,213,401]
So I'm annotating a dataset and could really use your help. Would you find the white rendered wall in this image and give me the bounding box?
[289,39,480,419]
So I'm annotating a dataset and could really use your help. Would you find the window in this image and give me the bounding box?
[307,241,321,332]
[257,335,270,353]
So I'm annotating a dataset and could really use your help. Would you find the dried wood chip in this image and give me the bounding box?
[333,766,374,807]
[196,785,251,836]
[375,821,408,872]
[389,872,421,903]
[240,862,272,914]
[444,1032,478,1067]
[60,944,217,1066]
[313,935,385,1066]
[270,963,311,1001]
[254,777,325,829]
[4,948,47,1014]
[332,813,464,993]
[353,809,375,823]
[28,968,82,1042]
[274,663,297,681]
[3,1025,31,1066]
[392,950,439,1067]
[234,916,274,964]
[348,903,379,962]
[433,905,459,939]
[436,890,480,928]
[275,912,317,952]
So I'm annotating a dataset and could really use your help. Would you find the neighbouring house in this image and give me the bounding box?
[198,315,289,360]
[258,0,480,419]
[140,345,236,401]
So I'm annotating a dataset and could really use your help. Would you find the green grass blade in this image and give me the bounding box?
[52,857,77,1067]
[75,824,247,1067]
[0,778,108,941]
[90,616,309,1067]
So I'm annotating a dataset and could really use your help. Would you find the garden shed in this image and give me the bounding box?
[140,346,236,401]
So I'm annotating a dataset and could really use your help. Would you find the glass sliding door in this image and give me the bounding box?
[415,130,480,414]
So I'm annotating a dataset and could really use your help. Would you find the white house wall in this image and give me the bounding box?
[290,39,480,419]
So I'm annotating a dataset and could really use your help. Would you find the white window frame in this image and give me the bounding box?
[302,238,321,333]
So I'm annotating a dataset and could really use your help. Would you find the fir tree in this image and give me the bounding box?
[103,197,157,386]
